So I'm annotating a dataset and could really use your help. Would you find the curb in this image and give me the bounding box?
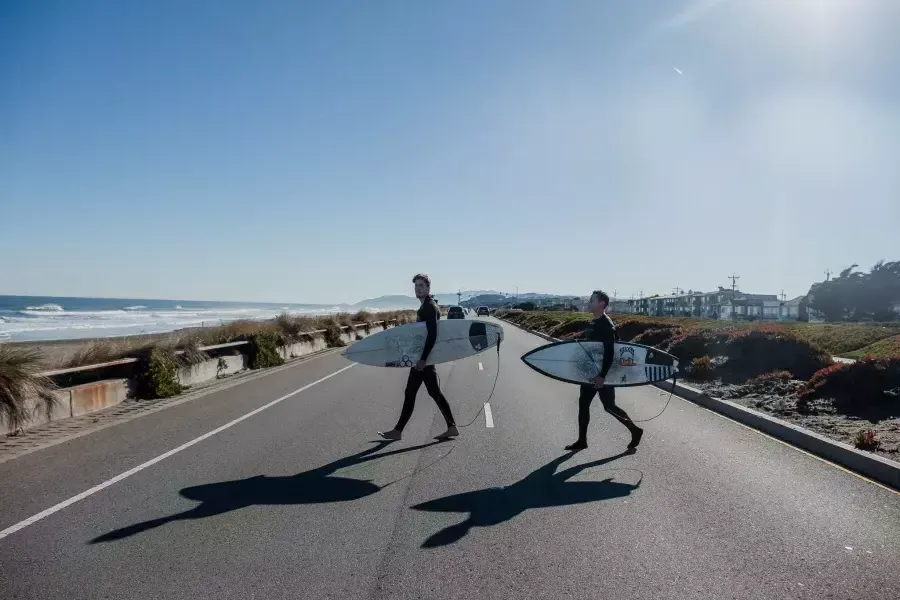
[497,316,900,491]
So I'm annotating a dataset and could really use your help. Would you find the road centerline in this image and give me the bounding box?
[0,364,356,541]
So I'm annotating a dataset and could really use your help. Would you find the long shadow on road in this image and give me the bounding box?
[411,450,640,548]
[90,440,446,544]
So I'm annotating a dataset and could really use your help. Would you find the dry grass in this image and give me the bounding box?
[53,309,416,370]
[173,337,210,367]
[0,345,60,432]
[65,338,156,368]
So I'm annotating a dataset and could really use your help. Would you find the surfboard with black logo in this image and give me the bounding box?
[521,340,678,387]
[342,319,504,367]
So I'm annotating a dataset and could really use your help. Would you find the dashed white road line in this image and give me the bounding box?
[478,362,483,371]
[0,364,356,541]
[484,403,494,428]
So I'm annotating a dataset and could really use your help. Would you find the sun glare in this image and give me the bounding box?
[752,0,865,41]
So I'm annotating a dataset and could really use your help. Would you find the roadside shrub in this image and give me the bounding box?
[798,357,900,420]
[548,318,592,339]
[724,330,832,380]
[799,357,900,401]
[175,337,209,367]
[617,319,680,342]
[854,429,880,450]
[686,355,715,380]
[216,357,229,379]
[665,331,730,365]
[632,327,684,349]
[0,345,59,432]
[136,346,181,399]
[274,313,315,342]
[248,331,284,369]
[353,310,374,324]
[323,319,346,348]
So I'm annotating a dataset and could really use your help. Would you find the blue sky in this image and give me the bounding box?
[2,0,897,304]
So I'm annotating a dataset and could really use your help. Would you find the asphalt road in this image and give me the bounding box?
[1,318,898,600]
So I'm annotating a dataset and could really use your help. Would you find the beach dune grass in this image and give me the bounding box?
[0,345,60,432]
[55,310,416,369]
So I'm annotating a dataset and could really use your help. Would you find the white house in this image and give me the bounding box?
[778,296,804,320]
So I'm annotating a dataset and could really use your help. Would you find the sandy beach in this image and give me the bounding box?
[8,328,207,370]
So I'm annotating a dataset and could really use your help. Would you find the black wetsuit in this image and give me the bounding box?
[393,297,456,431]
[575,313,641,443]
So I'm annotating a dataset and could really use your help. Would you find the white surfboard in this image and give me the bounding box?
[342,319,504,367]
[521,340,679,387]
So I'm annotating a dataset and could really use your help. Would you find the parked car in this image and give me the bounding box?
[477,306,490,316]
[447,306,466,319]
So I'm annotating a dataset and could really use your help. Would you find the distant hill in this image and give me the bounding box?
[351,290,502,309]
[351,295,419,310]
[350,290,578,310]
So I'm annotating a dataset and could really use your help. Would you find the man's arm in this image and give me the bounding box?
[598,333,615,378]
[419,303,438,363]
[592,319,615,379]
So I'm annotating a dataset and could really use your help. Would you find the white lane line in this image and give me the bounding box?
[0,364,356,541]
[478,362,483,371]
[484,403,494,428]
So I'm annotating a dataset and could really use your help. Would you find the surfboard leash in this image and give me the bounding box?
[632,372,678,423]
[457,338,502,428]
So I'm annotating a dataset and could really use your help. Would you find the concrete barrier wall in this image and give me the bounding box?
[70,379,133,417]
[177,354,248,387]
[3,321,394,434]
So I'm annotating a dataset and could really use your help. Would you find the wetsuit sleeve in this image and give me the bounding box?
[419,303,438,362]
[592,319,616,378]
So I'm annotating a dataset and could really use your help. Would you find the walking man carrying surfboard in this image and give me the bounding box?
[378,273,459,441]
[565,290,643,451]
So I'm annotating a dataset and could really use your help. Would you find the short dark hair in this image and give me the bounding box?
[591,290,610,306]
[412,273,431,287]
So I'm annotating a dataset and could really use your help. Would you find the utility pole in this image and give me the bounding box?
[457,289,462,305]
[728,274,740,321]
[824,268,832,281]
[780,290,786,302]
[728,274,740,297]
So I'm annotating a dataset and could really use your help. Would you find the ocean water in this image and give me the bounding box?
[0,295,350,342]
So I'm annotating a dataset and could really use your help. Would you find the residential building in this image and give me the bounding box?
[608,298,636,314]
[779,296,805,321]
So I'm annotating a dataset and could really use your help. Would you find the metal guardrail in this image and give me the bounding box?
[38,320,393,378]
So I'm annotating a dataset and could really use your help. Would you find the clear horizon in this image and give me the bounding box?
[3,1,897,304]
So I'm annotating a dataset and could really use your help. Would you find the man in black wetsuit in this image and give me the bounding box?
[378,273,459,441]
[565,290,644,451]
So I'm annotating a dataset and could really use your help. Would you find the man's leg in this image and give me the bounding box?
[421,366,458,437]
[598,386,644,449]
[379,368,424,439]
[566,385,596,450]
